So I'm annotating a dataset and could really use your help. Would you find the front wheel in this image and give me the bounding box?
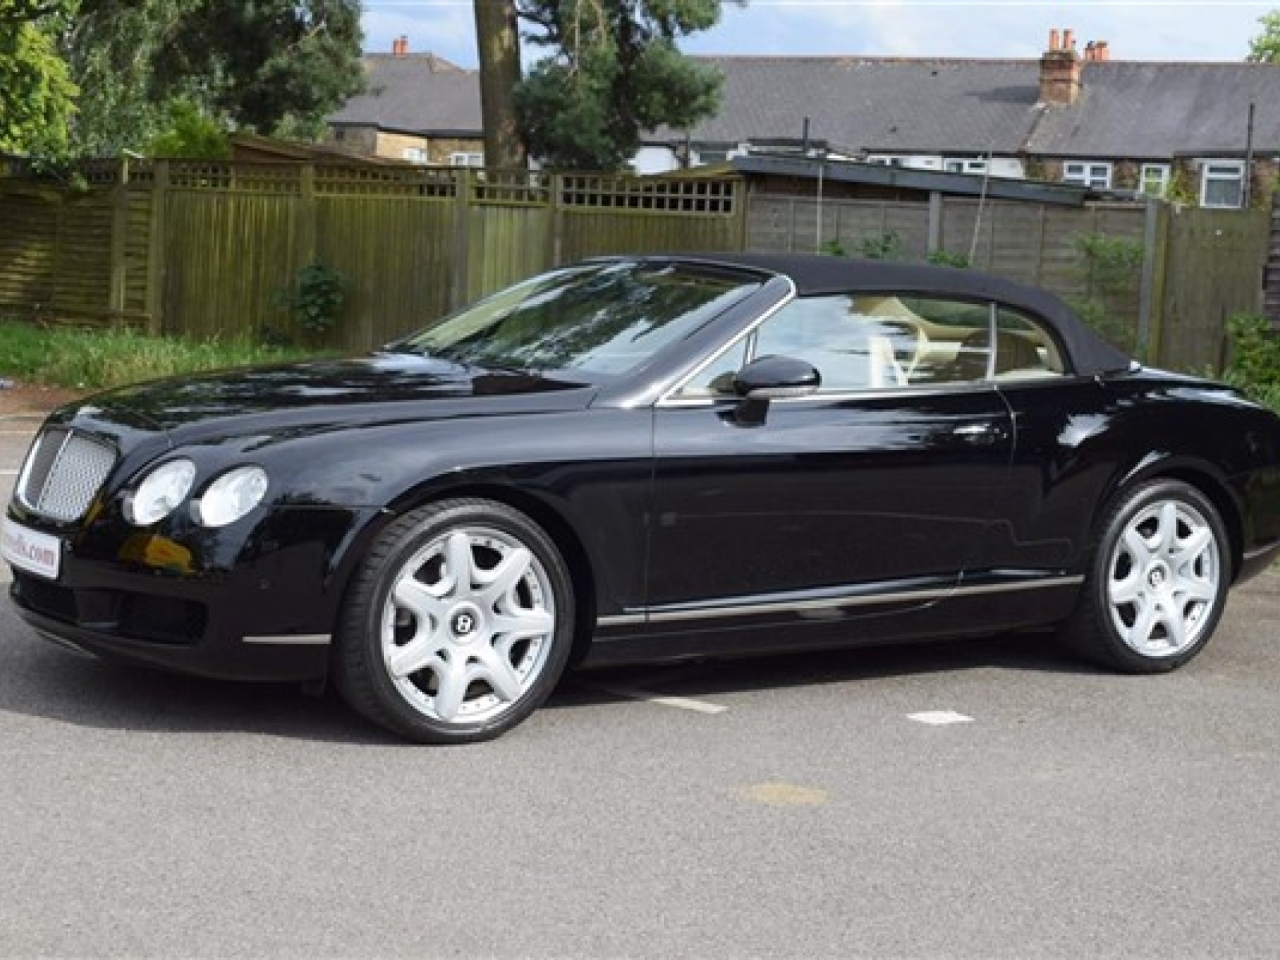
[334,498,575,743]
[1061,479,1230,673]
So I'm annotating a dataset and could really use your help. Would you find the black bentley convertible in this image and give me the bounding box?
[5,254,1280,742]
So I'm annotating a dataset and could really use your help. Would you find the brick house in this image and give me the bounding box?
[326,30,1280,208]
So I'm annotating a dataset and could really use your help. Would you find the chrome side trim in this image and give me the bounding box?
[242,633,332,645]
[597,613,648,628]
[597,575,1084,628]
[1243,541,1280,562]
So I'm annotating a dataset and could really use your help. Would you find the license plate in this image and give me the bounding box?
[1,516,62,580]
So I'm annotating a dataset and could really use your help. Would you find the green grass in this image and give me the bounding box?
[0,321,325,391]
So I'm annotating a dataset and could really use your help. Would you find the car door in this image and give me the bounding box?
[644,292,1014,631]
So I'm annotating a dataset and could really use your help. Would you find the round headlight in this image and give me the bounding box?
[192,466,269,528]
[125,459,197,526]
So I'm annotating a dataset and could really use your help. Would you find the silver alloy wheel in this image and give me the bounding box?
[379,525,556,724]
[1105,498,1221,658]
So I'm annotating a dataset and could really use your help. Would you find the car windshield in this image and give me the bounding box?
[395,261,761,376]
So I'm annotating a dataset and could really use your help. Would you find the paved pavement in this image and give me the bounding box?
[1,411,1279,958]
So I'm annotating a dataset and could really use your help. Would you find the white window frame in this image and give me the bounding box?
[402,147,429,164]
[449,152,485,168]
[943,158,988,175]
[1139,163,1170,197]
[867,155,909,167]
[1062,161,1112,189]
[1199,160,1245,209]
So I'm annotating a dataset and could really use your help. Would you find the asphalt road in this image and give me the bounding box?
[2,414,1279,959]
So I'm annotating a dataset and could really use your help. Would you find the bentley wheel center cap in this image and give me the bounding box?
[450,605,482,641]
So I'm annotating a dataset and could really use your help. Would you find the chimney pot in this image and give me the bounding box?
[1049,28,1060,51]
[1040,28,1082,106]
[1097,41,1110,61]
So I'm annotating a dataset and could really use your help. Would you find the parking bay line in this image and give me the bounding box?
[583,681,729,715]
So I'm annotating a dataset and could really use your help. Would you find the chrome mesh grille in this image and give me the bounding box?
[17,428,117,522]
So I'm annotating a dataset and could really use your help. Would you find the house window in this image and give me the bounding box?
[1062,162,1112,189]
[1200,161,1245,208]
[943,158,988,175]
[402,147,428,164]
[867,155,908,167]
[1140,164,1170,197]
[449,152,485,168]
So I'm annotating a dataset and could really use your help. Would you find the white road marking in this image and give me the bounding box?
[586,682,729,715]
[0,470,17,476]
[908,710,974,726]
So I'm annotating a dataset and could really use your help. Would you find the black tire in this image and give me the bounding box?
[333,498,575,743]
[1060,479,1230,674]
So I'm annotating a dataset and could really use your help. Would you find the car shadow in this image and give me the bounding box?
[0,634,402,745]
[550,629,1100,709]
[0,626,1097,742]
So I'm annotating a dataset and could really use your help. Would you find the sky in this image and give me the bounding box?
[360,1,1275,67]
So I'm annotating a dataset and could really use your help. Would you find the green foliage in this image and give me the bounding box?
[927,249,970,269]
[276,263,347,341]
[144,100,229,159]
[1223,314,1280,412]
[151,0,364,138]
[62,0,186,156]
[1074,233,1145,291]
[0,1,77,156]
[1067,297,1136,354]
[1071,233,1145,354]
[1165,168,1199,206]
[514,0,727,170]
[853,231,904,260]
[61,0,363,157]
[1246,10,1280,62]
[818,239,847,257]
[0,321,321,389]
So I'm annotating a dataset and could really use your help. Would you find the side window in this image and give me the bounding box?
[993,308,1065,379]
[753,296,905,391]
[897,297,992,384]
[673,293,1065,398]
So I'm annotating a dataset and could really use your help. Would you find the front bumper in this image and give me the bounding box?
[6,504,383,682]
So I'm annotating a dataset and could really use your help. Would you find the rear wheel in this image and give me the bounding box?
[1061,479,1229,673]
[334,498,575,743]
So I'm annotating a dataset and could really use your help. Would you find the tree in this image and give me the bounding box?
[61,0,364,157]
[152,0,365,138]
[0,0,76,155]
[1246,10,1280,62]
[63,0,189,156]
[475,0,526,168]
[512,0,726,171]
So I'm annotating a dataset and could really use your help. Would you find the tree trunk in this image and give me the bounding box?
[474,0,526,169]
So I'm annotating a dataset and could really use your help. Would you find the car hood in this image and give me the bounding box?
[52,354,598,444]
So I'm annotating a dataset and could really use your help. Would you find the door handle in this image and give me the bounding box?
[953,422,1004,445]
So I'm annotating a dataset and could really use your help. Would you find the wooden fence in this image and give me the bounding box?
[748,193,1270,368]
[0,160,1269,368]
[0,162,746,351]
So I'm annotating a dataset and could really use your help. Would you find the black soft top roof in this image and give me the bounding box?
[627,252,1134,377]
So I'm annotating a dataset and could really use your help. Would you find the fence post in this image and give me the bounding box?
[450,168,472,311]
[1138,198,1169,364]
[107,159,130,322]
[733,178,749,251]
[551,172,565,266]
[145,160,169,335]
[299,163,317,267]
[927,191,942,255]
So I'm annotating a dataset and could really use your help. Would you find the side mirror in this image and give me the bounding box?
[728,355,820,426]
